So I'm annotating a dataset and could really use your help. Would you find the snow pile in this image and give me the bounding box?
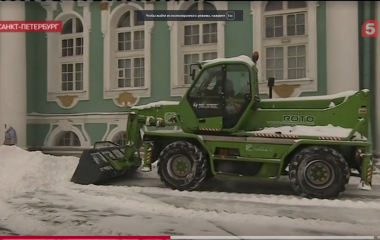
[262,90,358,102]
[329,101,336,108]
[132,101,179,110]
[0,146,78,197]
[252,124,364,139]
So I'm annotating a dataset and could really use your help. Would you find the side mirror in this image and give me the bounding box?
[190,69,196,80]
[189,63,201,80]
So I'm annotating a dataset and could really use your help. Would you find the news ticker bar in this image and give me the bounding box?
[137,10,243,21]
[0,10,242,33]
[171,237,376,240]
[0,236,376,240]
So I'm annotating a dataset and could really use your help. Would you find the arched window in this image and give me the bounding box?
[103,3,154,105]
[181,2,218,85]
[55,131,81,146]
[41,2,91,108]
[263,1,308,81]
[116,10,145,89]
[60,18,84,92]
[112,131,126,146]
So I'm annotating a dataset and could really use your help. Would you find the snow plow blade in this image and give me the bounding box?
[70,141,141,185]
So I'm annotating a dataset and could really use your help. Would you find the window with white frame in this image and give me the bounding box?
[60,18,84,91]
[113,131,126,146]
[263,1,308,81]
[55,131,81,146]
[116,11,145,89]
[182,2,218,85]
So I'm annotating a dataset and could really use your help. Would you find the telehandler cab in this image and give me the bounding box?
[71,52,374,199]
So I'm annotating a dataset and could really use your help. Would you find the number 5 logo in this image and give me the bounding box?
[362,20,378,37]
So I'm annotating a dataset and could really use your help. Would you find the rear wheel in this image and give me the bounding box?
[289,146,350,199]
[158,141,208,191]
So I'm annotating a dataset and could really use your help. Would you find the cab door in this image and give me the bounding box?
[222,64,252,130]
[186,65,224,131]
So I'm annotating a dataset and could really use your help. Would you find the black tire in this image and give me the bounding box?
[289,146,350,199]
[204,168,215,181]
[157,141,208,191]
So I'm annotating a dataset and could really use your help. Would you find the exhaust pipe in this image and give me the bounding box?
[267,77,275,99]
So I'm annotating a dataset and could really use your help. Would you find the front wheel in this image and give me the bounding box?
[289,146,350,199]
[157,141,208,191]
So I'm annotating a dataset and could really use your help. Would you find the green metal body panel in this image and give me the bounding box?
[142,129,371,181]
[251,92,369,137]
[131,57,370,140]
[115,56,373,185]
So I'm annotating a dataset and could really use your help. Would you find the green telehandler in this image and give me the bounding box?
[71,52,374,199]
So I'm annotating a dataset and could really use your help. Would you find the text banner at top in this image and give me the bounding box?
[137,10,243,21]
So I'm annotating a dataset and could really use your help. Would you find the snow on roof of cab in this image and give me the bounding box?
[131,101,179,110]
[262,90,359,102]
[201,55,255,67]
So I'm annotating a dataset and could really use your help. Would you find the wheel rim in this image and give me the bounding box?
[167,154,193,180]
[303,160,335,190]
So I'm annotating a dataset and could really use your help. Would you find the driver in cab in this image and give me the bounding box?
[203,70,235,98]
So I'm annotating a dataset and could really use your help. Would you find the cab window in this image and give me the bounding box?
[189,65,222,97]
[226,64,251,98]
[188,64,251,99]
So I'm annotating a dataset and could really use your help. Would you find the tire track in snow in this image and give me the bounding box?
[66,185,380,225]
[60,187,380,236]
[6,192,138,236]
[139,192,380,225]
[0,198,57,236]
[67,183,380,210]
[106,166,380,202]
[0,226,19,236]
[7,190,232,236]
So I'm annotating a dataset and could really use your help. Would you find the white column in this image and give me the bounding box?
[326,1,359,94]
[376,2,380,155]
[0,2,27,148]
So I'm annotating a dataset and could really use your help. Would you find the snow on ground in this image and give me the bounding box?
[0,146,77,197]
[0,146,380,236]
[132,101,179,110]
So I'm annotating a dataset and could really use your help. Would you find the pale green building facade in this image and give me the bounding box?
[18,1,379,155]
